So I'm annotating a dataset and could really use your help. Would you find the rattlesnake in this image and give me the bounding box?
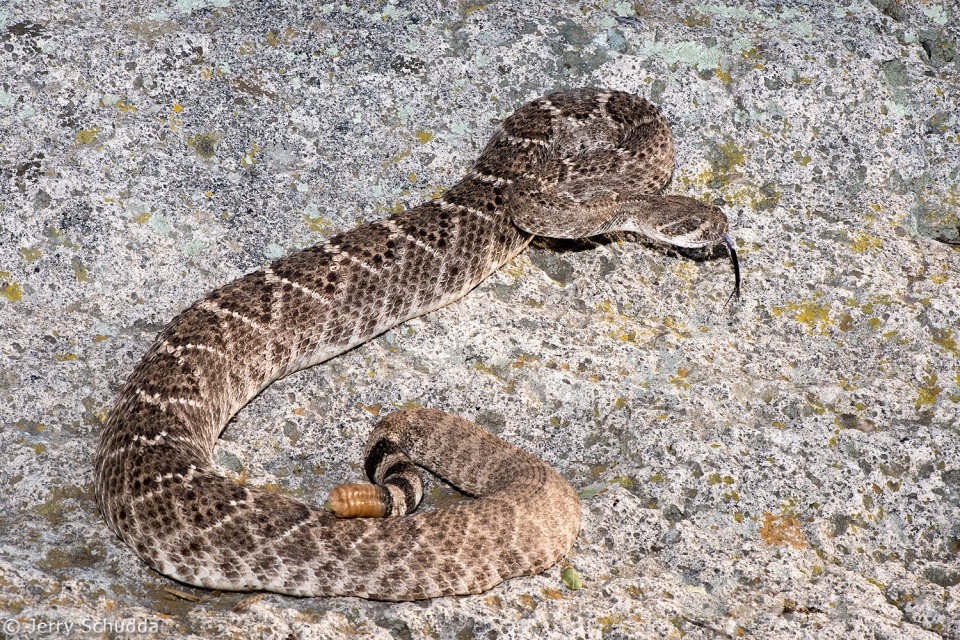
[94,88,735,600]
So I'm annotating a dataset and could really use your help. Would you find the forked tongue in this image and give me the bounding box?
[722,233,740,305]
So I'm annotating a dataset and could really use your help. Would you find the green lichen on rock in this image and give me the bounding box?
[187,132,219,158]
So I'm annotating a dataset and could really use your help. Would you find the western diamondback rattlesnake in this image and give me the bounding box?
[94,88,737,600]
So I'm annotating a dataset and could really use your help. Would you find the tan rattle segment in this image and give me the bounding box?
[327,483,390,518]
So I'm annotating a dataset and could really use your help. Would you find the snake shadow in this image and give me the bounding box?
[532,232,730,262]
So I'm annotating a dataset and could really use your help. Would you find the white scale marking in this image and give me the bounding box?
[127,470,176,506]
[463,204,496,223]
[199,514,233,533]
[200,300,266,332]
[382,219,403,239]
[132,430,167,445]
[541,102,564,115]
[381,218,441,257]
[408,236,439,256]
[134,387,202,411]
[279,276,328,301]
[440,197,496,223]
[136,388,163,404]
[176,465,198,486]
[345,252,377,273]
[167,396,200,407]
[130,488,159,505]
[652,217,710,247]
[469,171,513,186]
[505,135,548,148]
[277,518,306,540]
[161,340,229,360]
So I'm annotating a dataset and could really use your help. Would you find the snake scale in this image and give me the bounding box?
[94,88,735,600]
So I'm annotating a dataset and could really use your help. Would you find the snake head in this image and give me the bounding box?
[619,196,740,303]
[631,196,729,249]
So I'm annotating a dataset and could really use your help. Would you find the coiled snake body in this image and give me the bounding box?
[95,88,733,600]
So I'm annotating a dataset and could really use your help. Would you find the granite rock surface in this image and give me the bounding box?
[0,1,958,638]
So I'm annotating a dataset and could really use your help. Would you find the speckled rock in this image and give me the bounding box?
[0,1,957,638]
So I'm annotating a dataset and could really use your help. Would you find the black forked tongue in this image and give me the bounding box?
[722,233,741,305]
